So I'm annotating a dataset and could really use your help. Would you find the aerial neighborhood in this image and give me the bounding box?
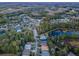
[0,2,79,56]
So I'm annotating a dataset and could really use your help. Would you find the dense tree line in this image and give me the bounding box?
[0,29,34,55]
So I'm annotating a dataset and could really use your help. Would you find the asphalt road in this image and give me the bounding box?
[32,28,39,55]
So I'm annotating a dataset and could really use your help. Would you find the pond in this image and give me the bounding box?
[48,29,79,37]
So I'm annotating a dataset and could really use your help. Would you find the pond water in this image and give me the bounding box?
[49,30,79,36]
